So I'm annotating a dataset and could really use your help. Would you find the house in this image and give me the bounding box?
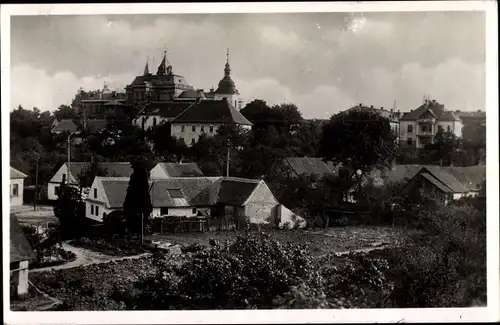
[403,165,486,205]
[133,101,193,131]
[399,99,463,151]
[346,103,401,138]
[47,162,133,201]
[150,162,204,178]
[10,167,28,206]
[71,83,128,119]
[283,157,339,179]
[85,176,305,227]
[170,98,252,146]
[51,119,80,135]
[10,213,36,299]
[51,118,107,135]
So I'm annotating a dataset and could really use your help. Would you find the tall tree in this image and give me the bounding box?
[319,110,398,201]
[123,160,153,241]
[425,129,459,166]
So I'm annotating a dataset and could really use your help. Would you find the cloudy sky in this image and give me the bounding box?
[10,11,485,119]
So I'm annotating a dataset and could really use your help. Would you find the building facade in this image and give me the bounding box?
[399,99,463,150]
[71,83,127,119]
[10,167,27,207]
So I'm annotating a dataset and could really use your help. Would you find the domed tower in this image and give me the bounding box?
[214,49,243,109]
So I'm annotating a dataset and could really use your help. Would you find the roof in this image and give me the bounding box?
[155,162,204,177]
[104,100,124,106]
[10,213,36,263]
[171,99,252,125]
[52,119,80,133]
[284,157,339,178]
[400,101,461,122]
[137,101,192,119]
[11,167,28,179]
[346,105,398,121]
[455,111,486,119]
[85,119,108,133]
[417,165,486,193]
[50,162,133,183]
[421,173,454,193]
[368,165,428,184]
[178,89,206,99]
[127,74,193,88]
[98,176,264,209]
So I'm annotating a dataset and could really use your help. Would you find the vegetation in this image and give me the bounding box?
[53,183,87,239]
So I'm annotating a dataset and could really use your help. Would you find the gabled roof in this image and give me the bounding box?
[137,101,193,119]
[400,101,462,122]
[284,157,339,178]
[421,173,454,193]
[155,162,204,177]
[50,162,133,184]
[10,213,36,263]
[11,167,28,179]
[368,164,430,184]
[171,99,252,125]
[97,176,264,209]
[417,165,486,193]
[52,119,80,133]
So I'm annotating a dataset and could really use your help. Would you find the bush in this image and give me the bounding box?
[181,242,204,254]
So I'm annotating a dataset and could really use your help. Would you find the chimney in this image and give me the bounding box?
[370,105,374,109]
[381,107,384,111]
[359,103,362,107]
[390,108,394,114]
[432,99,436,104]
[477,109,481,112]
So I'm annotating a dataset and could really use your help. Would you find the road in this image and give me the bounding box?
[31,242,151,273]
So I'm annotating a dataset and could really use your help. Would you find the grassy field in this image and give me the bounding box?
[146,226,404,257]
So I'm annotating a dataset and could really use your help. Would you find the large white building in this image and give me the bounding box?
[399,99,463,150]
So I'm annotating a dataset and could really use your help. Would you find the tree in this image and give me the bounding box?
[123,160,153,240]
[53,182,86,239]
[425,129,459,166]
[53,104,78,121]
[319,110,398,202]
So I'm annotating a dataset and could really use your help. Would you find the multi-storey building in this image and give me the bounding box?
[346,104,401,138]
[71,84,127,119]
[399,99,463,151]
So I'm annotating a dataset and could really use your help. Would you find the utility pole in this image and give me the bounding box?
[67,133,73,185]
[226,139,231,177]
[34,155,39,211]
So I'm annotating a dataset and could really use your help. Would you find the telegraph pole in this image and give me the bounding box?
[226,139,231,177]
[34,155,39,211]
[67,133,73,185]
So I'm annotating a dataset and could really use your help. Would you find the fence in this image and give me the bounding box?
[150,214,248,234]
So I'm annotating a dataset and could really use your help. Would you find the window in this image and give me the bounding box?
[153,117,157,127]
[55,186,60,195]
[181,125,185,132]
[91,205,94,215]
[96,206,99,216]
[201,126,205,133]
[407,125,413,133]
[407,138,413,145]
[447,125,451,132]
[12,184,19,197]
[103,212,107,220]
[160,207,169,215]
[94,188,97,198]
[192,208,197,214]
[142,117,146,130]
[209,125,214,133]
[191,138,196,145]
[192,125,196,132]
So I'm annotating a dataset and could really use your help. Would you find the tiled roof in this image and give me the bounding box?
[11,167,28,179]
[98,176,264,209]
[156,162,204,177]
[137,101,192,118]
[171,99,252,125]
[10,213,36,263]
[128,74,192,88]
[369,165,429,184]
[86,119,108,133]
[284,157,339,178]
[178,89,206,99]
[50,162,132,184]
[52,119,80,133]
[418,166,486,193]
[421,173,454,193]
[400,101,461,122]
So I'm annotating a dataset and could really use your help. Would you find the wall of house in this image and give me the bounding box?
[149,164,168,179]
[85,201,115,222]
[437,121,463,138]
[399,121,418,148]
[133,115,171,131]
[277,205,307,229]
[151,206,210,218]
[171,123,222,146]
[213,94,243,110]
[10,178,25,206]
[243,182,280,224]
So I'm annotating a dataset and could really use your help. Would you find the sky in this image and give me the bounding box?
[10,11,486,119]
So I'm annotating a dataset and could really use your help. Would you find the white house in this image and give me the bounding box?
[170,98,252,146]
[10,167,28,207]
[133,101,193,131]
[399,99,463,151]
[47,162,133,201]
[150,162,204,178]
[85,176,305,227]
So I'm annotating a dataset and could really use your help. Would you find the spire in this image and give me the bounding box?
[157,51,166,75]
[143,58,150,76]
[224,48,231,77]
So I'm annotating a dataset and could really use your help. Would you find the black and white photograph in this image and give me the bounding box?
[2,1,498,324]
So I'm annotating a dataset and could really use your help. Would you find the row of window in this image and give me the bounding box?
[90,204,105,218]
[180,125,215,133]
[407,124,451,133]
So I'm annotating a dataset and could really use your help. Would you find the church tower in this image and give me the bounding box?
[214,49,243,109]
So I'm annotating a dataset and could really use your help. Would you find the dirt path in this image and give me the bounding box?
[31,242,151,273]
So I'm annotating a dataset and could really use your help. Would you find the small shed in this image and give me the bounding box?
[10,213,36,299]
